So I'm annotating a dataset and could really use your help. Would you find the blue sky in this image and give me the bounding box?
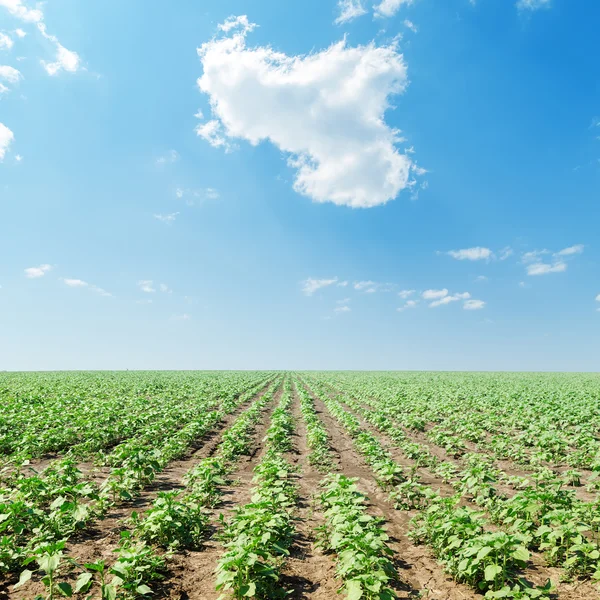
[0,0,599,371]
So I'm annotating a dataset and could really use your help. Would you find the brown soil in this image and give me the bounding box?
[317,384,599,600]
[158,383,283,600]
[3,378,597,600]
[0,381,278,600]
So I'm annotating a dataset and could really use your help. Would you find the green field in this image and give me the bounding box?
[1,371,599,599]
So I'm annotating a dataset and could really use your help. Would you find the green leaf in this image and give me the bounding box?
[13,569,33,590]
[511,546,530,562]
[484,564,502,581]
[102,584,117,600]
[242,581,256,596]
[346,579,363,600]
[75,572,93,593]
[57,582,73,597]
[136,584,153,595]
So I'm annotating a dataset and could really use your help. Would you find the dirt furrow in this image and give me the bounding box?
[278,382,340,599]
[160,383,284,600]
[301,383,460,600]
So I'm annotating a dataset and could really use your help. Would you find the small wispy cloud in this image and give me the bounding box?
[334,304,351,313]
[156,149,179,165]
[526,262,567,276]
[159,283,172,294]
[301,277,338,296]
[335,0,367,23]
[0,122,15,160]
[154,212,179,224]
[429,292,470,308]
[397,299,418,312]
[175,187,219,205]
[464,299,485,310]
[421,289,478,309]
[516,0,551,11]
[475,275,488,282]
[138,280,156,293]
[499,246,513,261]
[24,263,52,278]
[398,289,415,299]
[446,247,493,261]
[62,278,112,297]
[374,0,415,18]
[353,281,394,293]
[403,19,418,32]
[554,244,584,257]
[0,33,13,50]
[523,244,583,276]
[422,288,448,300]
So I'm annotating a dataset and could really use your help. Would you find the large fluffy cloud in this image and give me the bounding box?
[196,16,415,208]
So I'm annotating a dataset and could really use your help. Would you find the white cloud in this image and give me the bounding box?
[335,0,367,24]
[197,17,415,208]
[464,299,485,310]
[0,0,43,22]
[374,0,414,18]
[0,122,14,160]
[159,283,172,293]
[403,19,418,32]
[337,281,348,287]
[154,212,179,224]
[337,297,351,304]
[14,153,22,161]
[195,120,233,151]
[422,288,448,300]
[334,305,351,313]
[446,247,493,261]
[0,33,13,49]
[218,15,256,34]
[63,278,87,287]
[0,65,22,83]
[398,289,415,299]
[138,280,156,293]
[519,281,527,288]
[24,263,52,278]
[522,249,549,263]
[499,246,513,261]
[429,292,470,308]
[156,149,179,165]
[175,187,220,205]
[37,23,80,75]
[397,299,418,311]
[516,0,551,10]
[193,108,204,119]
[595,293,600,302]
[354,280,376,291]
[14,28,25,38]
[62,278,112,296]
[526,261,567,276]
[0,83,8,94]
[475,275,488,282]
[136,299,153,305]
[555,244,584,257]
[302,277,338,296]
[521,245,582,276]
